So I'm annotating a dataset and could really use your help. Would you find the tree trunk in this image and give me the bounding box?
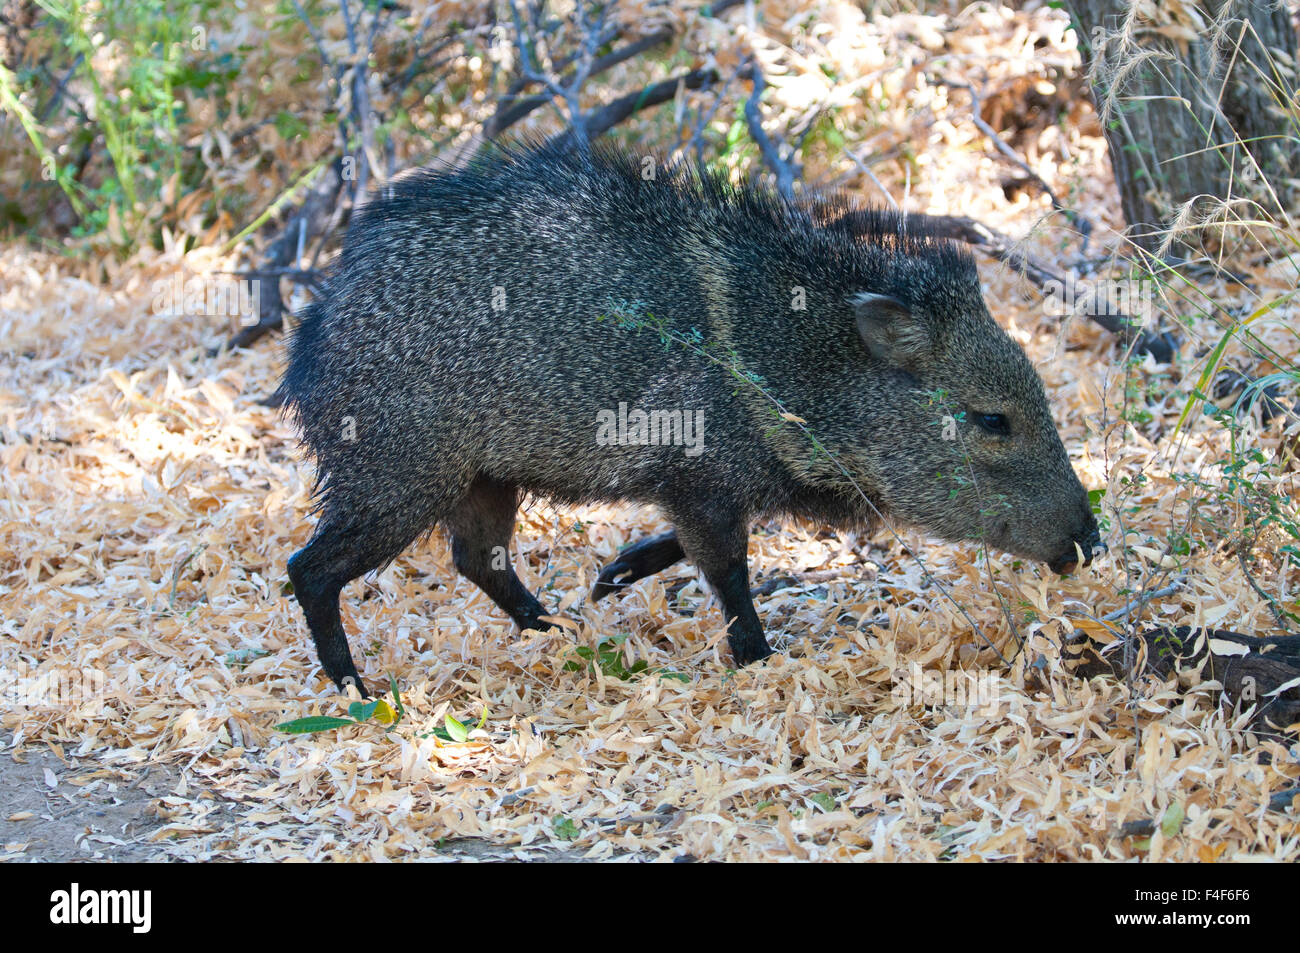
[1066,0,1300,253]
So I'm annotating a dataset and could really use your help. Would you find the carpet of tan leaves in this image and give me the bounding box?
[2,1,1298,861]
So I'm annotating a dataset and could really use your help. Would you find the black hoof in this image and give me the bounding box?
[519,615,564,633]
[592,532,685,602]
[730,640,776,667]
[333,673,371,699]
[593,558,638,602]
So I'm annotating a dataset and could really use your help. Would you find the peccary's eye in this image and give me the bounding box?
[976,413,1010,436]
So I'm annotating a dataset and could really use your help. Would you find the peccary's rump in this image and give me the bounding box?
[279,141,1100,692]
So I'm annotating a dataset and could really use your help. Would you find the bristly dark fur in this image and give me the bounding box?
[278,139,976,508]
[278,137,1096,693]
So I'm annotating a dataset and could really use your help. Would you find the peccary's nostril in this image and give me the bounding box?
[1048,519,1103,575]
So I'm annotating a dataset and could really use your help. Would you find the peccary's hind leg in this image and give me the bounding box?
[288,499,439,696]
[591,531,685,601]
[445,476,553,631]
[666,507,773,666]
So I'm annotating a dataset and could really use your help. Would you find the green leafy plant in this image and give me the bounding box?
[34,0,192,232]
[551,815,580,841]
[276,675,406,734]
[224,647,270,670]
[565,633,650,680]
[427,708,489,743]
[809,792,837,812]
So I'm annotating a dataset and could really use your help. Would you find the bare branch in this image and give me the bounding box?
[937,76,1093,248]
[742,59,799,204]
[548,67,720,150]
[485,0,747,141]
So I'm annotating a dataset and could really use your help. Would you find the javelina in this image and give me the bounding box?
[278,142,1100,693]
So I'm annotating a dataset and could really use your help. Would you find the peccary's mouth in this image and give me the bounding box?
[1048,523,1105,575]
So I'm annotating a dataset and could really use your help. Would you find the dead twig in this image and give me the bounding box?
[484,0,746,140]
[915,214,1177,362]
[1100,573,1188,623]
[742,58,799,204]
[936,77,1092,249]
[845,148,900,210]
[549,68,721,150]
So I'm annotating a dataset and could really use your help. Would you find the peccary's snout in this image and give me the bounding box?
[1047,509,1103,575]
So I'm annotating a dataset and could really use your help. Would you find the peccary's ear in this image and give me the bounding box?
[851,292,932,368]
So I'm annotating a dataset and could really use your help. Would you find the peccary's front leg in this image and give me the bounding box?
[668,509,773,666]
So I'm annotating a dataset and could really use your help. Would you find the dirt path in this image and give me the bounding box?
[0,737,632,862]
[0,740,179,862]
